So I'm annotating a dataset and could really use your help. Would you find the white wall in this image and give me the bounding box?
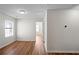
[17,18,43,41]
[43,11,47,51]
[0,12,16,48]
[47,9,79,52]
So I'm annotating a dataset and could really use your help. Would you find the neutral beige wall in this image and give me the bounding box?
[47,9,79,52]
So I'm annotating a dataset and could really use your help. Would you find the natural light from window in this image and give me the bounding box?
[5,20,14,37]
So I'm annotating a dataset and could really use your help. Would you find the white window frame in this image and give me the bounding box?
[5,20,14,38]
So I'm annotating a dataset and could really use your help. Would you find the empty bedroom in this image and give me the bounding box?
[1,4,79,55]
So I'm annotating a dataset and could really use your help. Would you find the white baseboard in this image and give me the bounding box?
[0,40,16,49]
[0,40,35,49]
[16,39,36,41]
[47,50,79,53]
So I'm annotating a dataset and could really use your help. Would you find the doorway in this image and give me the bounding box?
[32,22,46,54]
[36,22,43,36]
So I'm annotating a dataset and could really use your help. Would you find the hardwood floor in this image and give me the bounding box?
[0,34,46,55]
[1,36,79,55]
[32,34,46,55]
[0,41,35,55]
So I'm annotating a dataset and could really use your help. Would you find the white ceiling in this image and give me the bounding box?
[0,4,76,19]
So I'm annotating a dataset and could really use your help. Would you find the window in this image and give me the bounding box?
[5,20,14,37]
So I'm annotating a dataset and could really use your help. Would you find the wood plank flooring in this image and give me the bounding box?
[0,34,46,55]
[0,37,79,55]
[0,41,35,55]
[0,35,79,55]
[32,34,46,55]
